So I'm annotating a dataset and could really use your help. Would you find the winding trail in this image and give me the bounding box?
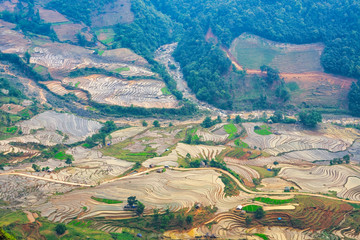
[0,172,91,187]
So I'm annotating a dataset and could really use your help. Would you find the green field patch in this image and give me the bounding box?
[0,210,28,226]
[4,126,18,134]
[234,139,249,148]
[254,197,293,205]
[113,67,130,73]
[248,166,274,178]
[91,196,123,204]
[225,148,246,159]
[224,123,237,139]
[242,205,261,212]
[33,65,46,73]
[101,141,157,162]
[75,81,80,88]
[98,50,105,56]
[230,33,324,73]
[161,87,171,95]
[54,151,72,160]
[254,125,272,135]
[254,233,269,240]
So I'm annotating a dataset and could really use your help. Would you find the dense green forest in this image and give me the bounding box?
[104,0,358,110]
[46,0,114,25]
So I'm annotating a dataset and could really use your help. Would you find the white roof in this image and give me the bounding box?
[236,205,243,209]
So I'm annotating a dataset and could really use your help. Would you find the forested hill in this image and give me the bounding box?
[2,0,360,112]
[149,0,360,78]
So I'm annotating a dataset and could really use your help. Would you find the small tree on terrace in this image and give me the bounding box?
[136,201,145,215]
[201,116,212,128]
[254,207,265,219]
[127,196,137,206]
[153,120,160,128]
[55,223,66,235]
[298,110,322,128]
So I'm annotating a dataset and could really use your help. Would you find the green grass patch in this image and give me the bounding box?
[4,126,18,134]
[75,81,80,88]
[254,125,272,135]
[97,50,105,56]
[111,231,139,240]
[234,139,249,148]
[161,87,171,95]
[286,82,300,91]
[34,65,46,73]
[39,217,112,240]
[0,210,28,226]
[113,67,130,73]
[242,205,261,213]
[224,123,237,139]
[53,151,72,160]
[248,166,274,178]
[101,141,157,162]
[254,233,269,240]
[91,196,123,204]
[254,197,293,205]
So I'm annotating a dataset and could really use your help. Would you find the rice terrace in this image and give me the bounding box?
[1,0,360,239]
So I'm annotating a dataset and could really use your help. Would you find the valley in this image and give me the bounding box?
[0,0,360,239]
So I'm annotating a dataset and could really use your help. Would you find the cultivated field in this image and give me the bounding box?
[63,74,179,108]
[279,166,360,200]
[242,123,359,155]
[17,111,102,143]
[230,33,324,73]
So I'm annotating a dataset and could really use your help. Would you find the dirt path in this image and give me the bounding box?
[24,210,36,223]
[113,166,360,204]
[0,172,91,187]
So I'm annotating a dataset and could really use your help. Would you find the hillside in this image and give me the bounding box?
[1,0,360,239]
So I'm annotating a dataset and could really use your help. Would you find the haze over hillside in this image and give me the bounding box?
[0,0,360,239]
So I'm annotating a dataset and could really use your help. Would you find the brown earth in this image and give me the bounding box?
[0,103,25,114]
[40,81,88,100]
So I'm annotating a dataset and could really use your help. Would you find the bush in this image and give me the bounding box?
[55,223,66,235]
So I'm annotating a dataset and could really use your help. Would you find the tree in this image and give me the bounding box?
[245,215,252,226]
[201,116,212,128]
[127,196,137,206]
[153,120,160,127]
[273,161,279,165]
[298,110,322,128]
[65,157,72,165]
[55,223,66,235]
[186,215,193,225]
[32,164,40,172]
[24,51,31,64]
[142,120,148,127]
[217,116,222,123]
[254,207,265,219]
[169,122,173,127]
[235,115,242,124]
[136,201,145,215]
[349,81,360,116]
[343,154,350,163]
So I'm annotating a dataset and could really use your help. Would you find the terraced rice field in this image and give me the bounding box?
[0,20,30,54]
[143,143,226,167]
[29,43,152,78]
[63,75,179,108]
[35,169,249,222]
[279,165,360,200]
[17,111,102,143]
[26,147,134,185]
[243,123,359,155]
[110,127,147,145]
[40,81,88,100]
